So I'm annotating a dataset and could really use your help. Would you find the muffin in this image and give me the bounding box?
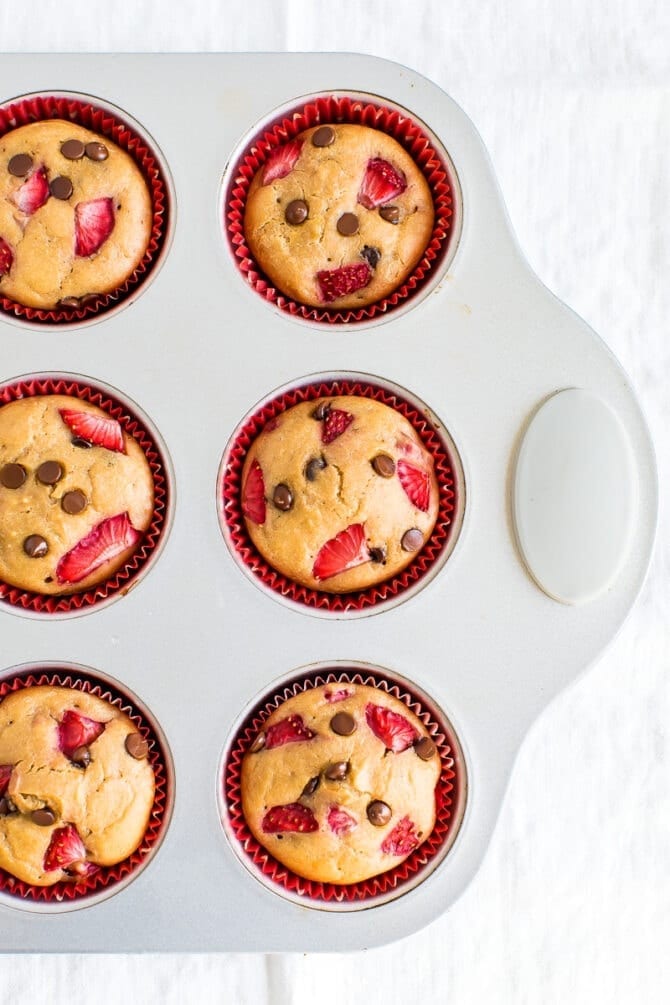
[0,119,152,310]
[0,394,154,595]
[240,681,441,885]
[240,394,439,593]
[0,685,155,886]
[244,123,434,309]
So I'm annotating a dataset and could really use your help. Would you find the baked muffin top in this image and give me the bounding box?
[0,686,155,886]
[241,682,441,885]
[0,394,154,595]
[0,120,152,309]
[244,123,434,309]
[241,395,439,593]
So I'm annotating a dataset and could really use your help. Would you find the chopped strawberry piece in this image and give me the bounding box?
[0,237,13,276]
[316,262,371,303]
[59,408,125,453]
[0,764,13,797]
[365,703,418,753]
[262,802,318,834]
[13,166,49,215]
[381,815,420,856]
[74,197,115,257]
[312,523,369,582]
[327,804,358,836]
[265,714,315,749]
[242,459,266,525]
[58,710,106,758]
[262,139,303,185]
[55,512,142,585]
[322,407,353,444]
[43,824,94,873]
[397,459,431,512]
[324,688,353,703]
[358,157,407,210]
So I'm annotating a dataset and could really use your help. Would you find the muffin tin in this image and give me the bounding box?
[0,54,657,951]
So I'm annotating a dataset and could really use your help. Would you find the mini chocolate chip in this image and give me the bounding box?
[414,736,437,761]
[0,797,16,816]
[367,800,392,826]
[369,546,387,564]
[31,808,56,826]
[36,460,63,485]
[71,437,92,449]
[272,484,293,511]
[305,456,327,481]
[61,489,87,515]
[401,528,424,552]
[336,212,359,236]
[49,175,73,200]
[8,153,33,177]
[312,401,330,421]
[85,141,108,161]
[70,745,90,768]
[330,711,356,736]
[301,775,320,797]
[124,732,149,760]
[249,732,266,753]
[58,296,81,309]
[324,761,349,781]
[311,125,335,147]
[285,199,309,225]
[379,205,400,224]
[79,292,101,307]
[360,245,381,269]
[23,535,48,558]
[1,463,27,489]
[371,453,395,478]
[61,139,85,160]
[44,576,53,583]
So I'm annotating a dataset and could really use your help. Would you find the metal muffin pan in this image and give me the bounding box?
[0,53,657,952]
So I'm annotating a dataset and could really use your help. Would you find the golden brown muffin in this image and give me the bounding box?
[244,123,434,309]
[0,686,155,886]
[240,395,439,593]
[241,682,441,885]
[0,395,154,595]
[0,120,152,309]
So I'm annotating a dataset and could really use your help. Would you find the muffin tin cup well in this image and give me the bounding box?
[219,662,467,912]
[223,91,462,327]
[0,662,174,913]
[0,91,173,329]
[217,371,465,618]
[0,373,174,618]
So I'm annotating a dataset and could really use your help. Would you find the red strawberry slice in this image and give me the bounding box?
[74,197,115,257]
[59,408,125,453]
[312,523,369,582]
[43,824,95,874]
[262,802,319,834]
[56,511,142,585]
[58,710,106,759]
[13,166,49,215]
[324,687,353,703]
[264,714,316,749]
[316,262,371,303]
[381,815,420,856]
[397,459,431,512]
[242,459,266,525]
[0,237,13,276]
[327,804,358,836]
[0,764,13,797]
[322,407,353,444]
[262,139,303,185]
[365,703,418,753]
[358,158,407,210]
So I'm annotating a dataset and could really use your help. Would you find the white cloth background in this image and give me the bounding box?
[0,2,668,1002]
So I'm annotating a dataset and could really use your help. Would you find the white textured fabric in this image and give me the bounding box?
[0,2,668,1002]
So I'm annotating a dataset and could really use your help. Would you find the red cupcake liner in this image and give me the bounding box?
[225,93,456,324]
[0,667,171,906]
[219,377,459,614]
[224,666,465,907]
[0,93,170,325]
[0,375,170,615]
